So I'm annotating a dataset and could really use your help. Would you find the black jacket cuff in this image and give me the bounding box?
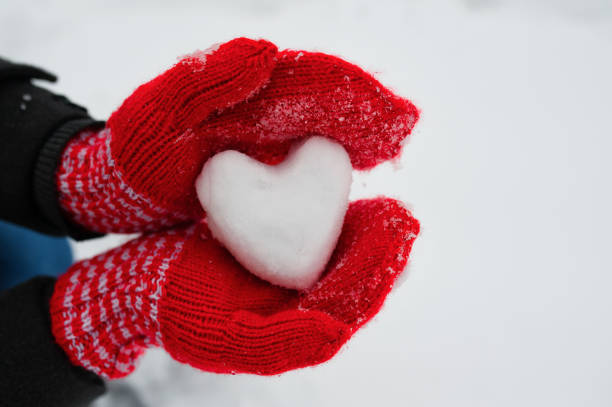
[0,57,104,240]
[0,277,106,406]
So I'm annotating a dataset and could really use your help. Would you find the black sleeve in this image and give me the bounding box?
[0,57,104,241]
[0,277,106,407]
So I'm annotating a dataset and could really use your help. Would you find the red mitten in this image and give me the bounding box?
[57,38,418,233]
[50,198,419,378]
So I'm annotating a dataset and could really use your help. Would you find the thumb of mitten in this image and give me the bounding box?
[108,38,278,213]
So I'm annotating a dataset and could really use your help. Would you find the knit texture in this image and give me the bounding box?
[33,118,105,240]
[50,198,420,378]
[57,38,419,234]
[108,38,279,215]
[199,49,419,170]
[57,128,189,233]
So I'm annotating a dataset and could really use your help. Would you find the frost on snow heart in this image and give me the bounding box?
[195,137,352,290]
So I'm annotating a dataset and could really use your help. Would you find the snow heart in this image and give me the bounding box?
[195,137,352,290]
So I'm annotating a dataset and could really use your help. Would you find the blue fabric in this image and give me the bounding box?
[0,220,72,291]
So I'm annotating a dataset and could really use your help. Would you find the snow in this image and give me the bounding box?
[2,0,612,406]
[178,42,221,71]
[195,136,352,290]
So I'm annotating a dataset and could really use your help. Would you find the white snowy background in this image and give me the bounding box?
[2,0,612,405]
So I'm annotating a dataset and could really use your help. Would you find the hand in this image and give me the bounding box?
[50,198,419,378]
[56,38,418,233]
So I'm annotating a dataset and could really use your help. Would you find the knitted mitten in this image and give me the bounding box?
[50,198,419,378]
[57,38,419,233]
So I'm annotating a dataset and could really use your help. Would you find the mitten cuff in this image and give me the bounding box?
[56,127,190,234]
[49,228,188,378]
[34,118,105,241]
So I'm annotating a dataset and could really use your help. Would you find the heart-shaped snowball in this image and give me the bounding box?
[195,137,352,290]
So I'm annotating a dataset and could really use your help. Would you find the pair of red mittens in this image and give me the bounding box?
[51,38,419,378]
